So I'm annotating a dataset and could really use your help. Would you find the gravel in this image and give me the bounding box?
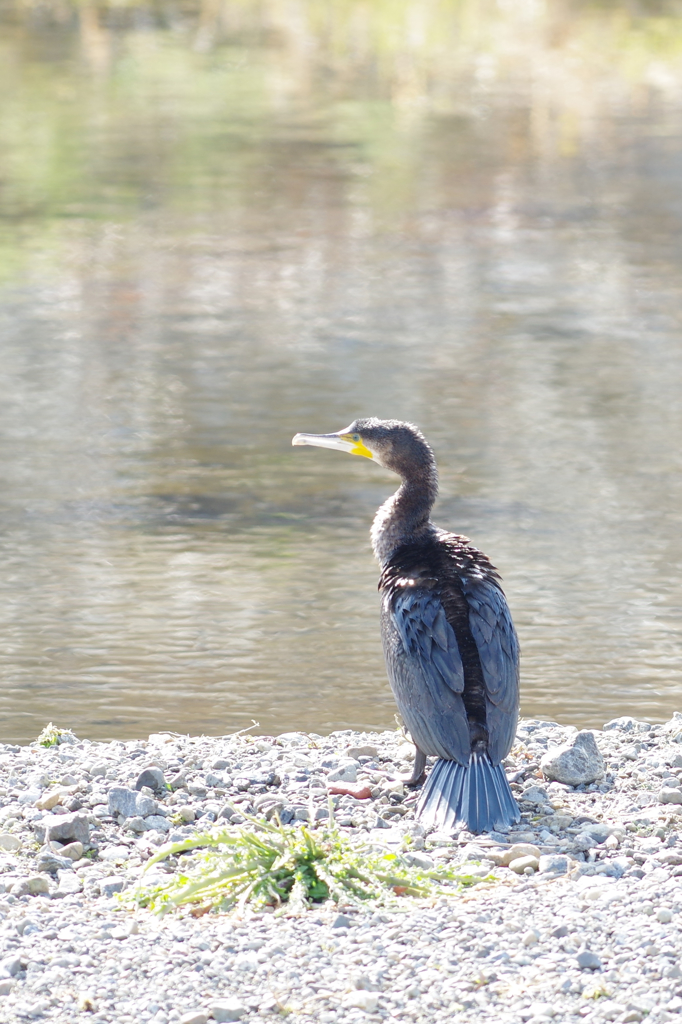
[0,715,681,1023]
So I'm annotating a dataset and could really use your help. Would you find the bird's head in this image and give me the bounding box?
[292,418,435,480]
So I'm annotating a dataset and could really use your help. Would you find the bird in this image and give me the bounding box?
[292,417,520,834]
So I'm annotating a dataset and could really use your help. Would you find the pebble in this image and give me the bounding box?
[509,854,539,874]
[211,998,247,1022]
[0,716,680,1024]
[576,949,602,970]
[659,786,682,805]
[501,842,540,865]
[538,854,569,875]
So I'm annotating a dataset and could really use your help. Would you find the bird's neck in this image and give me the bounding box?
[371,471,438,565]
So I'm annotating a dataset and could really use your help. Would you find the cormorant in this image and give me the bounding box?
[292,418,520,834]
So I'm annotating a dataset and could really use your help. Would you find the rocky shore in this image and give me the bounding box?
[1,715,682,1024]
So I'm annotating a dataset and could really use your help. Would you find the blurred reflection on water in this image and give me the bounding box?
[1,0,682,742]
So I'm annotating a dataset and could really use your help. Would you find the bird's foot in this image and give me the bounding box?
[401,770,426,788]
[401,748,427,788]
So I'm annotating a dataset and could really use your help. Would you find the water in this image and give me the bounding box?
[1,0,682,743]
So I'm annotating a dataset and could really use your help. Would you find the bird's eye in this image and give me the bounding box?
[352,433,360,442]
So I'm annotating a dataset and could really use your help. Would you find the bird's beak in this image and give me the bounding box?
[292,429,373,459]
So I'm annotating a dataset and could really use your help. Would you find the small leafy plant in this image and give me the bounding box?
[36,723,76,748]
[134,813,485,915]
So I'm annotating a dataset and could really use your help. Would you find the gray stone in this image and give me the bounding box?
[211,999,247,1022]
[346,745,378,759]
[659,787,682,805]
[169,772,187,790]
[135,767,167,793]
[326,764,358,783]
[278,732,308,746]
[12,876,50,896]
[603,716,640,732]
[509,854,539,874]
[144,815,171,833]
[17,789,42,806]
[0,955,22,977]
[105,787,132,817]
[0,834,21,852]
[576,950,602,970]
[404,852,435,870]
[108,787,157,818]
[658,850,682,866]
[521,784,552,807]
[540,732,604,786]
[179,1012,209,1024]
[610,856,632,876]
[573,833,599,851]
[43,811,90,847]
[56,870,83,895]
[332,914,353,929]
[25,998,50,1018]
[124,816,149,833]
[59,841,84,861]
[538,855,569,875]
[35,851,74,874]
[581,823,612,843]
[101,876,126,897]
[0,979,13,994]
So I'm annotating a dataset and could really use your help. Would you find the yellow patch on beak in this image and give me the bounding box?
[339,434,374,459]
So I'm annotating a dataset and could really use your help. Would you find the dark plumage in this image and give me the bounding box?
[292,417,520,834]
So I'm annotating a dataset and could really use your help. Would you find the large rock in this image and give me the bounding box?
[540,731,604,787]
[43,811,90,847]
[108,787,157,818]
[135,767,166,793]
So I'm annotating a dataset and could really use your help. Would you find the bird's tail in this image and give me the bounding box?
[416,753,520,834]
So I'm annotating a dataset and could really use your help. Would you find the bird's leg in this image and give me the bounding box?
[402,748,427,788]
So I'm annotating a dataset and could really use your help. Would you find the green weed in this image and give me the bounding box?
[133,813,484,916]
[36,723,76,748]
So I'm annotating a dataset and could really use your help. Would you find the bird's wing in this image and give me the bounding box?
[391,587,465,697]
[461,575,519,715]
[383,586,470,762]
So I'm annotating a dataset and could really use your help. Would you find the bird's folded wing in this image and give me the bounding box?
[461,575,519,714]
[391,588,465,697]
